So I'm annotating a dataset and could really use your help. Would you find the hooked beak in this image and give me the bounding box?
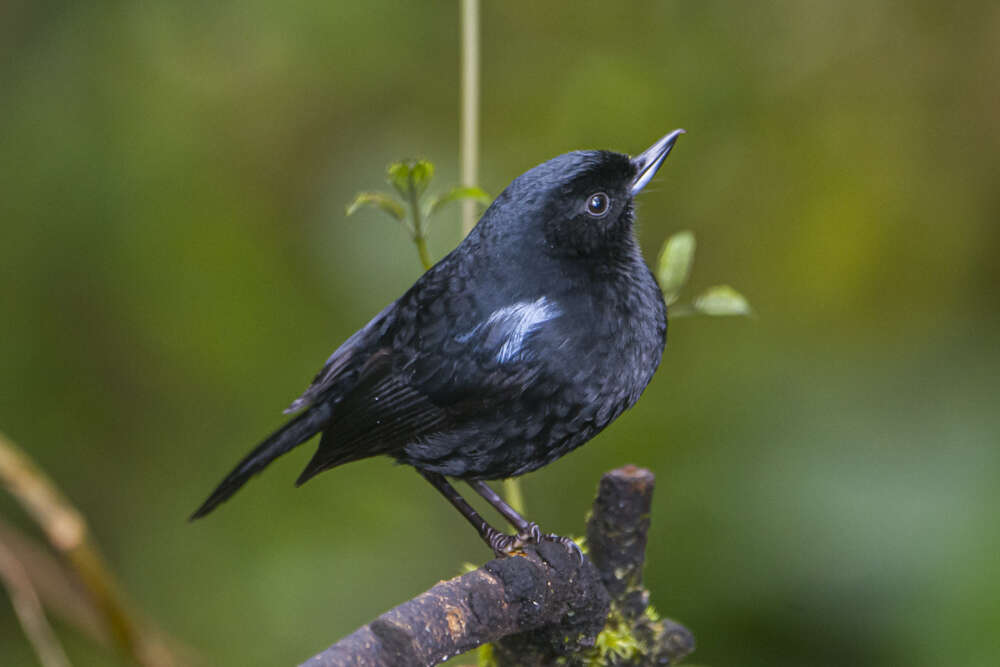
[630,129,686,196]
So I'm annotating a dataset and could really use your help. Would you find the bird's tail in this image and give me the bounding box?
[189,403,331,520]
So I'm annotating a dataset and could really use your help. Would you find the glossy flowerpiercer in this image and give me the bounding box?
[192,130,685,556]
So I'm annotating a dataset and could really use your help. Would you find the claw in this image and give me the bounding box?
[517,522,542,544]
[544,533,584,564]
[486,528,524,557]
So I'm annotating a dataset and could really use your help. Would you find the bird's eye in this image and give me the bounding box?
[586,192,611,217]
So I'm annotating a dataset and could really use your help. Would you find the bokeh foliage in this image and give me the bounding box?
[2,2,999,666]
[346,158,489,270]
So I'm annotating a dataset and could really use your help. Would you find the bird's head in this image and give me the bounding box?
[481,130,685,259]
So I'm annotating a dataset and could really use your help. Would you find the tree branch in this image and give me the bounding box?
[301,466,695,666]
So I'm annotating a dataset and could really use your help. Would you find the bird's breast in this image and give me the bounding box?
[538,268,665,408]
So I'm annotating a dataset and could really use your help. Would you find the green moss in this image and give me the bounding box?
[589,625,642,665]
[477,642,497,667]
[582,606,645,666]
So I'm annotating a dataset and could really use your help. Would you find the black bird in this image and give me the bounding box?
[191,130,685,556]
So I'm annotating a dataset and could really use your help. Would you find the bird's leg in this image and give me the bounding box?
[417,470,521,557]
[468,479,583,562]
[467,480,541,543]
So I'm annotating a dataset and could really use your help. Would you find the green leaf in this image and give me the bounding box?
[345,191,406,221]
[386,161,410,197]
[409,160,434,196]
[666,303,696,318]
[657,230,696,305]
[387,159,435,198]
[425,185,490,219]
[693,285,753,317]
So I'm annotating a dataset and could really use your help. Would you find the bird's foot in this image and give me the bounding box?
[486,528,527,557]
[485,522,543,557]
[485,525,582,563]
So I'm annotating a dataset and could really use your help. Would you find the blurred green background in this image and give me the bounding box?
[2,1,999,665]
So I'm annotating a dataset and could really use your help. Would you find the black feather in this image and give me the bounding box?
[190,402,332,520]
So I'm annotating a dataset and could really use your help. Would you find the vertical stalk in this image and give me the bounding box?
[414,236,432,273]
[460,0,480,236]
[408,173,433,271]
[461,0,524,515]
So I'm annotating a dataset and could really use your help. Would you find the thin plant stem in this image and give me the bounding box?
[460,1,526,516]
[414,236,432,272]
[407,173,433,271]
[0,540,71,667]
[0,517,106,642]
[460,0,480,236]
[0,432,146,664]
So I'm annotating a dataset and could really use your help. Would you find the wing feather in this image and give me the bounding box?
[285,302,397,414]
[290,254,567,483]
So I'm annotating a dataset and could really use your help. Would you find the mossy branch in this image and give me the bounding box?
[300,466,694,667]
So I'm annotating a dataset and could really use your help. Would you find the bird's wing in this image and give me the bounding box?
[284,301,397,414]
[294,264,566,482]
[294,316,556,483]
[293,347,454,483]
[404,294,562,406]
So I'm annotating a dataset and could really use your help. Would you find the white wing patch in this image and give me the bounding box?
[457,297,561,363]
